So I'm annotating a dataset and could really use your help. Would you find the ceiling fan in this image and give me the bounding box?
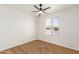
[32,4,51,17]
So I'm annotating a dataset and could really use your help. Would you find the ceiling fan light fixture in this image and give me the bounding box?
[39,11,43,13]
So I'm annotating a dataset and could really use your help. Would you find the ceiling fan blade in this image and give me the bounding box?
[42,11,47,13]
[34,5,39,10]
[31,11,39,12]
[39,13,41,17]
[43,7,51,10]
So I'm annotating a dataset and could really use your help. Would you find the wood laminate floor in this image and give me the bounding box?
[0,40,79,54]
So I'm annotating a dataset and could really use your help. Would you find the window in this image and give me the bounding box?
[45,16,60,35]
[45,18,52,35]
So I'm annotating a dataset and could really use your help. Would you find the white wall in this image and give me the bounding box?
[0,6,36,50]
[37,5,79,50]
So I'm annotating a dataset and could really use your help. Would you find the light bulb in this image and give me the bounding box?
[39,11,43,13]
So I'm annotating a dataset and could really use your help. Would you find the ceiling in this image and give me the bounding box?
[1,4,76,17]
